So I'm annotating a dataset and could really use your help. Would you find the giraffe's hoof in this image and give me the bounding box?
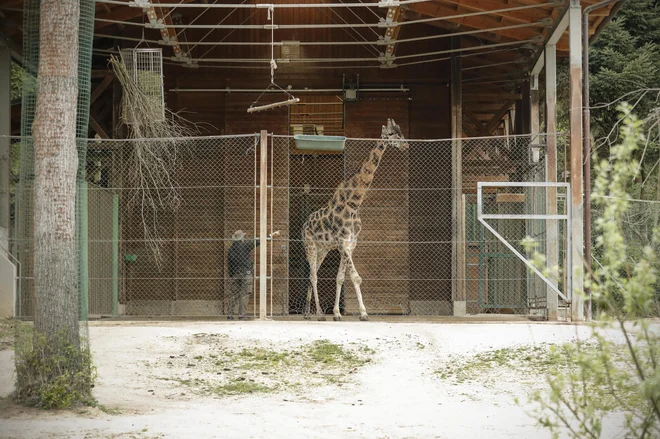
[333,315,342,322]
[359,314,370,322]
[317,316,327,322]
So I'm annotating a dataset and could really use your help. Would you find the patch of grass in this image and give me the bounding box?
[96,404,124,415]
[0,318,15,350]
[436,344,556,383]
[238,347,291,365]
[211,379,274,396]
[156,337,375,399]
[307,339,369,367]
[435,342,640,412]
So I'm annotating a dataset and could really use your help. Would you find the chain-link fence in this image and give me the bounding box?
[271,133,569,318]
[7,131,570,319]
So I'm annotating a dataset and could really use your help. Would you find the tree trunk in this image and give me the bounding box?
[32,0,80,346]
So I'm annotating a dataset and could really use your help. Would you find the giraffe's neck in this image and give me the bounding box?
[330,140,387,214]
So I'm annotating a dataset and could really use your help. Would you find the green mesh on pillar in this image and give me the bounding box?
[16,0,97,319]
[76,0,97,321]
[15,0,39,318]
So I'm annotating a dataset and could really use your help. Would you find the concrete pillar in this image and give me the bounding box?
[545,44,560,321]
[569,0,585,321]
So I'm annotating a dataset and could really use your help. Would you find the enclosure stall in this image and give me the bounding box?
[3,0,621,321]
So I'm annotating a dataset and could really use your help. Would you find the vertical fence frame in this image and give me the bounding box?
[259,130,268,320]
[477,181,572,317]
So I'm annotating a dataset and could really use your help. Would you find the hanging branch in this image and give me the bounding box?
[109,53,207,269]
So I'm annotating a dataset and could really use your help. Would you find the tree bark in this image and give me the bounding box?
[32,0,81,346]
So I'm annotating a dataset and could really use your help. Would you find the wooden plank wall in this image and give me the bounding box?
[408,86,453,314]
[119,81,453,316]
[287,152,345,315]
[88,184,114,315]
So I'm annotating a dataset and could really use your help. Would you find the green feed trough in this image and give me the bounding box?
[294,135,346,151]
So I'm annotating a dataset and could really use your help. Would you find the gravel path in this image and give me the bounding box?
[0,320,631,439]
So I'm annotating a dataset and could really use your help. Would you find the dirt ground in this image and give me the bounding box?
[0,318,633,439]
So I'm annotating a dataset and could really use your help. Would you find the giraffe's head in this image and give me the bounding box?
[381,118,408,151]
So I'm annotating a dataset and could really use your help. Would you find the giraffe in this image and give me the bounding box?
[302,118,408,321]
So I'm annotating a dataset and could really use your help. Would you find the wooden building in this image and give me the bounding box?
[1,0,623,320]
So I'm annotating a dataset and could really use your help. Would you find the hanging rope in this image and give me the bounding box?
[247,6,300,113]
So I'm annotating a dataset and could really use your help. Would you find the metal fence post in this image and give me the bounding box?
[259,130,268,320]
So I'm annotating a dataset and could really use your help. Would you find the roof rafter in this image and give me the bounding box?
[404,2,548,42]
[434,0,558,25]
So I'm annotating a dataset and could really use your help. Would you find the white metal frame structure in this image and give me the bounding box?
[477,181,571,319]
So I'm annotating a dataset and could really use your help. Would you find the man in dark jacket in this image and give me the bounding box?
[227,230,259,320]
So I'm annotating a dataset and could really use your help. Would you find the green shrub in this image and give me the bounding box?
[13,323,96,409]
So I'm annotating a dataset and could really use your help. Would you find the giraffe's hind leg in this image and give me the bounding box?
[333,251,348,321]
[312,249,329,321]
[304,284,312,320]
[345,245,368,321]
[304,244,329,321]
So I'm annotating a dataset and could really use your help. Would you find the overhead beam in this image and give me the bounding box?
[548,8,570,45]
[381,5,404,67]
[95,6,149,29]
[464,93,522,101]
[90,73,114,105]
[149,0,191,64]
[90,115,110,139]
[435,0,558,25]
[94,0,197,30]
[482,99,516,134]
[0,31,23,64]
[404,3,544,42]
[463,105,484,131]
[462,115,479,137]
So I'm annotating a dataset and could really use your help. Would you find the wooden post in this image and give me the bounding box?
[569,0,585,322]
[0,42,9,257]
[451,36,466,316]
[545,44,560,321]
[0,41,12,318]
[259,130,268,320]
[530,76,540,137]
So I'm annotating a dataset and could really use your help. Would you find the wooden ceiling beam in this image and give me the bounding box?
[149,0,190,63]
[482,99,516,134]
[90,74,114,105]
[94,0,197,30]
[463,106,484,129]
[464,93,522,101]
[95,6,149,30]
[404,3,542,42]
[433,0,556,24]
[381,5,404,67]
[90,114,110,139]
[462,115,480,137]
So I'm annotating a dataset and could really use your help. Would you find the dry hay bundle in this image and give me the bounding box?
[110,52,203,268]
